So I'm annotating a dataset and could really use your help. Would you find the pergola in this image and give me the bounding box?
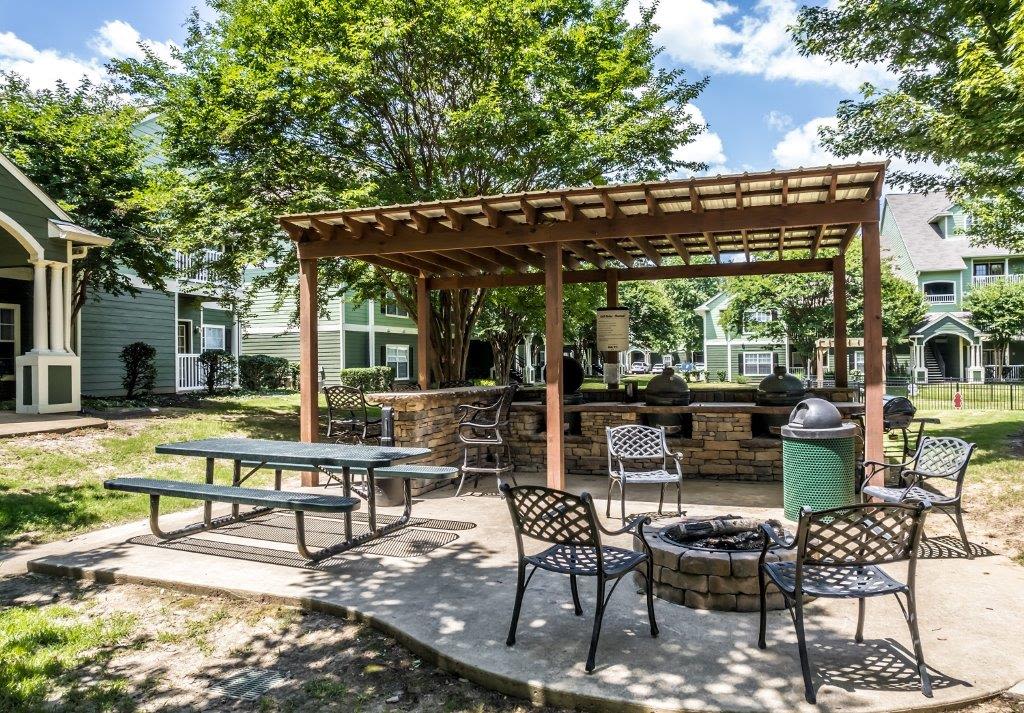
[280,162,888,489]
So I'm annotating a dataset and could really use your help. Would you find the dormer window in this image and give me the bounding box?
[923,281,956,304]
[743,310,774,333]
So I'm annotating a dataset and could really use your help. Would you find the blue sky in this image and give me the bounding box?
[0,0,894,175]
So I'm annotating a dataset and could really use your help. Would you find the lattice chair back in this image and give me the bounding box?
[324,384,367,420]
[796,502,929,568]
[607,425,667,460]
[913,437,974,487]
[502,484,601,548]
[495,383,518,424]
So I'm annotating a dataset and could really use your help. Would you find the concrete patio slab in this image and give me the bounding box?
[5,475,1023,712]
[0,410,107,438]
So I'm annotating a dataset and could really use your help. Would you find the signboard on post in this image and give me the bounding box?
[596,308,630,352]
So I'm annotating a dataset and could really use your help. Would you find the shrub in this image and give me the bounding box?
[716,370,727,382]
[238,354,290,391]
[338,366,394,392]
[735,375,750,385]
[198,349,237,395]
[120,342,157,399]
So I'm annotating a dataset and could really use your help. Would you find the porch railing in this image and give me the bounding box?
[925,293,956,304]
[984,364,1024,382]
[972,273,1024,288]
[174,249,223,284]
[177,353,206,391]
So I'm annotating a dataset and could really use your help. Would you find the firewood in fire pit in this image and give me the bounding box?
[674,515,772,539]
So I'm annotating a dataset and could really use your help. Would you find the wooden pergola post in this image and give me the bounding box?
[298,257,319,486]
[416,274,431,390]
[544,243,565,490]
[605,269,619,388]
[861,220,885,471]
[832,254,848,388]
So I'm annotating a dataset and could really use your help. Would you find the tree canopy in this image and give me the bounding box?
[792,1,1024,251]
[116,0,710,381]
[0,75,171,316]
[619,281,684,353]
[964,280,1024,363]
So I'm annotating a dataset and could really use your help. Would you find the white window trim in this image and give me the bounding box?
[742,351,774,377]
[385,344,410,380]
[922,280,957,304]
[177,319,193,354]
[381,302,409,318]
[202,324,226,352]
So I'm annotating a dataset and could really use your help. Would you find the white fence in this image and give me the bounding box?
[177,354,206,391]
[972,273,1024,288]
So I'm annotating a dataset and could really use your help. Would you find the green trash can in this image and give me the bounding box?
[781,398,858,520]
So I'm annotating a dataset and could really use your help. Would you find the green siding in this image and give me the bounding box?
[880,201,915,281]
[704,343,787,379]
[345,330,369,368]
[80,287,176,396]
[375,301,415,329]
[0,161,66,263]
[344,300,369,324]
[918,270,962,311]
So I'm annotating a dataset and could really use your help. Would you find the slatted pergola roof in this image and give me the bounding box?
[280,163,884,280]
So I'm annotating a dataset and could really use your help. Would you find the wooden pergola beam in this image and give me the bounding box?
[630,235,663,265]
[665,234,691,264]
[494,244,545,270]
[296,200,878,259]
[811,224,827,258]
[565,241,606,268]
[741,229,751,261]
[427,257,835,290]
[703,232,720,263]
[595,238,635,267]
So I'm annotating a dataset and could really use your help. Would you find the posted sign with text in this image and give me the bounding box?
[596,308,630,352]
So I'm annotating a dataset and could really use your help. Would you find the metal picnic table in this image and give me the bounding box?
[154,437,432,558]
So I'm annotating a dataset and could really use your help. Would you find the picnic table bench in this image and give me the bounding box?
[104,477,361,562]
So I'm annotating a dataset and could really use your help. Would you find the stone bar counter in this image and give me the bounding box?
[368,385,863,491]
[507,387,862,482]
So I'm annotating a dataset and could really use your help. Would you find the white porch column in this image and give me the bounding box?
[31,262,48,352]
[523,333,534,382]
[63,259,73,353]
[368,299,376,366]
[49,264,65,352]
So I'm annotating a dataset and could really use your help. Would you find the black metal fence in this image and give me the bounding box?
[905,381,1024,411]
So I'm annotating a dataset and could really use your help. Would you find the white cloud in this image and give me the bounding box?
[764,110,792,131]
[673,103,727,170]
[1,21,178,90]
[627,0,893,92]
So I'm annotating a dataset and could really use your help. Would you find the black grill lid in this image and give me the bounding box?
[645,367,690,396]
[758,366,806,395]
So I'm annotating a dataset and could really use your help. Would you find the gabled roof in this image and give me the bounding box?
[883,193,1008,273]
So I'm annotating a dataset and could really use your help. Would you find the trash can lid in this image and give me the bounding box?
[781,397,857,439]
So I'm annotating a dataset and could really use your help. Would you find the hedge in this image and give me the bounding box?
[238,354,291,391]
[338,366,394,392]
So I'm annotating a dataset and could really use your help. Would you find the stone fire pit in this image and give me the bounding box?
[634,515,795,612]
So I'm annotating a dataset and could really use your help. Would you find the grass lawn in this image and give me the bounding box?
[0,392,308,547]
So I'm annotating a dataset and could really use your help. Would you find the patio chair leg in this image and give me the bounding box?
[585,575,607,673]
[620,480,627,524]
[757,564,768,649]
[645,556,659,637]
[454,467,468,497]
[856,597,866,643]
[676,480,682,516]
[904,591,933,698]
[570,574,583,616]
[506,561,528,647]
[606,479,614,518]
[793,595,816,704]
[658,484,665,515]
[954,507,972,559]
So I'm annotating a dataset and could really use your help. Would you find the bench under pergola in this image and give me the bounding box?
[280,162,888,489]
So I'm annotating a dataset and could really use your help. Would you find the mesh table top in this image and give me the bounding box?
[155,438,430,468]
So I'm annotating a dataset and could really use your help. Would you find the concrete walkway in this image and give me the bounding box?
[0,410,107,438]
[5,475,1023,712]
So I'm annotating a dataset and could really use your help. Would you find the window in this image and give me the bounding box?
[742,352,773,377]
[202,325,225,351]
[922,282,956,304]
[743,310,773,333]
[0,305,17,378]
[973,261,1005,277]
[386,344,410,380]
[0,307,15,344]
[177,321,192,353]
[851,351,865,373]
[381,295,408,317]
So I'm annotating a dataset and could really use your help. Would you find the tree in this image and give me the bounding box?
[120,342,157,399]
[116,0,709,381]
[198,349,237,395]
[660,267,720,356]
[964,280,1024,372]
[0,75,172,318]
[721,243,927,368]
[619,281,684,353]
[792,1,1024,251]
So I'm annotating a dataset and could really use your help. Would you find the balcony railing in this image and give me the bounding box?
[985,364,1024,382]
[174,249,223,284]
[972,273,1024,287]
[925,293,956,304]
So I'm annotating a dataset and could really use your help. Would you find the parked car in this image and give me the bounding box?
[651,363,666,375]
[630,361,650,374]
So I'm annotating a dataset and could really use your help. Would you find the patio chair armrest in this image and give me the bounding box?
[758,522,795,567]
[598,514,650,538]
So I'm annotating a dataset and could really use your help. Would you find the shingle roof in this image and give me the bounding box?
[883,193,1008,273]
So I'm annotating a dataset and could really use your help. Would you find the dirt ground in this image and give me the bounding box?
[2,574,1022,713]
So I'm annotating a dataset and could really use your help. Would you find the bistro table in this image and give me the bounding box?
[155,438,430,556]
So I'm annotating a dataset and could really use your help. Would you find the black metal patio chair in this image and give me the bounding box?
[454,384,517,495]
[861,436,975,558]
[606,424,683,523]
[500,482,658,673]
[757,501,932,704]
[323,385,382,444]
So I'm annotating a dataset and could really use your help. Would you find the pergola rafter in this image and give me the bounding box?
[283,163,888,490]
